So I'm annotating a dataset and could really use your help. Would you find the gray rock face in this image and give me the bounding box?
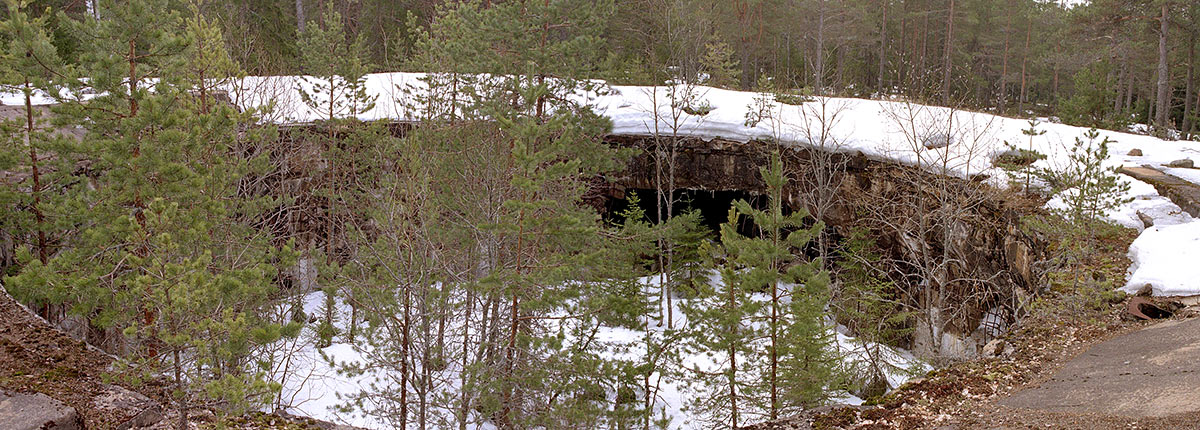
[0,390,81,430]
[1127,148,1143,156]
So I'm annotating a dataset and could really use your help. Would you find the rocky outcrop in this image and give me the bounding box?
[600,135,1046,358]
[0,390,81,430]
[91,385,162,430]
[0,283,163,429]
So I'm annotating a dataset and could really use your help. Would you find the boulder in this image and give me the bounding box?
[1166,159,1194,169]
[0,390,81,430]
[981,339,1007,357]
[922,134,952,149]
[1136,210,1154,229]
[1127,148,1143,156]
[1135,283,1154,297]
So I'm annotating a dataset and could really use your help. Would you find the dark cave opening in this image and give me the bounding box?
[603,188,781,237]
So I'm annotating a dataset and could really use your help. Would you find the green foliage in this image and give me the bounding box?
[662,209,711,296]
[1058,63,1130,131]
[599,51,654,85]
[684,150,834,427]
[1025,129,1133,301]
[0,0,67,275]
[296,2,376,122]
[700,33,740,89]
[4,0,295,421]
[997,120,1048,193]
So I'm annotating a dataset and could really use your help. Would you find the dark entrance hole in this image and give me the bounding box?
[603,188,777,236]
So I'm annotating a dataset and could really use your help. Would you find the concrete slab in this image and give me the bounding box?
[1001,318,1200,417]
[1120,166,1200,217]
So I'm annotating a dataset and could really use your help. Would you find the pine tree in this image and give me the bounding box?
[701,34,741,89]
[729,150,833,419]
[682,208,763,430]
[0,0,65,287]
[1040,129,1132,226]
[7,2,297,426]
[1059,63,1128,130]
[296,2,375,123]
[7,0,191,354]
[294,2,377,348]
[683,150,833,428]
[1019,120,1047,195]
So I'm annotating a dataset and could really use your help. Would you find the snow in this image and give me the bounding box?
[277,273,928,430]
[1123,223,1200,296]
[270,293,385,428]
[229,72,1200,296]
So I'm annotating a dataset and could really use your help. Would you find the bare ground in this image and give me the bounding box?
[0,284,143,428]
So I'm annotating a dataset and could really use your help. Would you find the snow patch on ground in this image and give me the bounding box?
[1123,223,1200,296]
[276,273,928,430]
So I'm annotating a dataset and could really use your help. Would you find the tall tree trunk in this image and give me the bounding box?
[127,38,157,357]
[768,180,782,421]
[1195,87,1200,135]
[999,7,1010,112]
[1184,31,1196,139]
[23,78,52,321]
[23,81,47,266]
[173,350,187,430]
[942,0,955,105]
[815,1,827,95]
[400,285,411,429]
[296,0,306,33]
[1018,11,1031,113]
[878,0,889,95]
[1115,49,1127,113]
[1148,79,1157,127]
[898,1,908,85]
[1125,53,1136,111]
[919,9,929,95]
[1156,3,1171,131]
[728,280,739,430]
[459,288,472,430]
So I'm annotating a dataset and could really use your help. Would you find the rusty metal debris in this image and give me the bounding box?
[1125,296,1178,320]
